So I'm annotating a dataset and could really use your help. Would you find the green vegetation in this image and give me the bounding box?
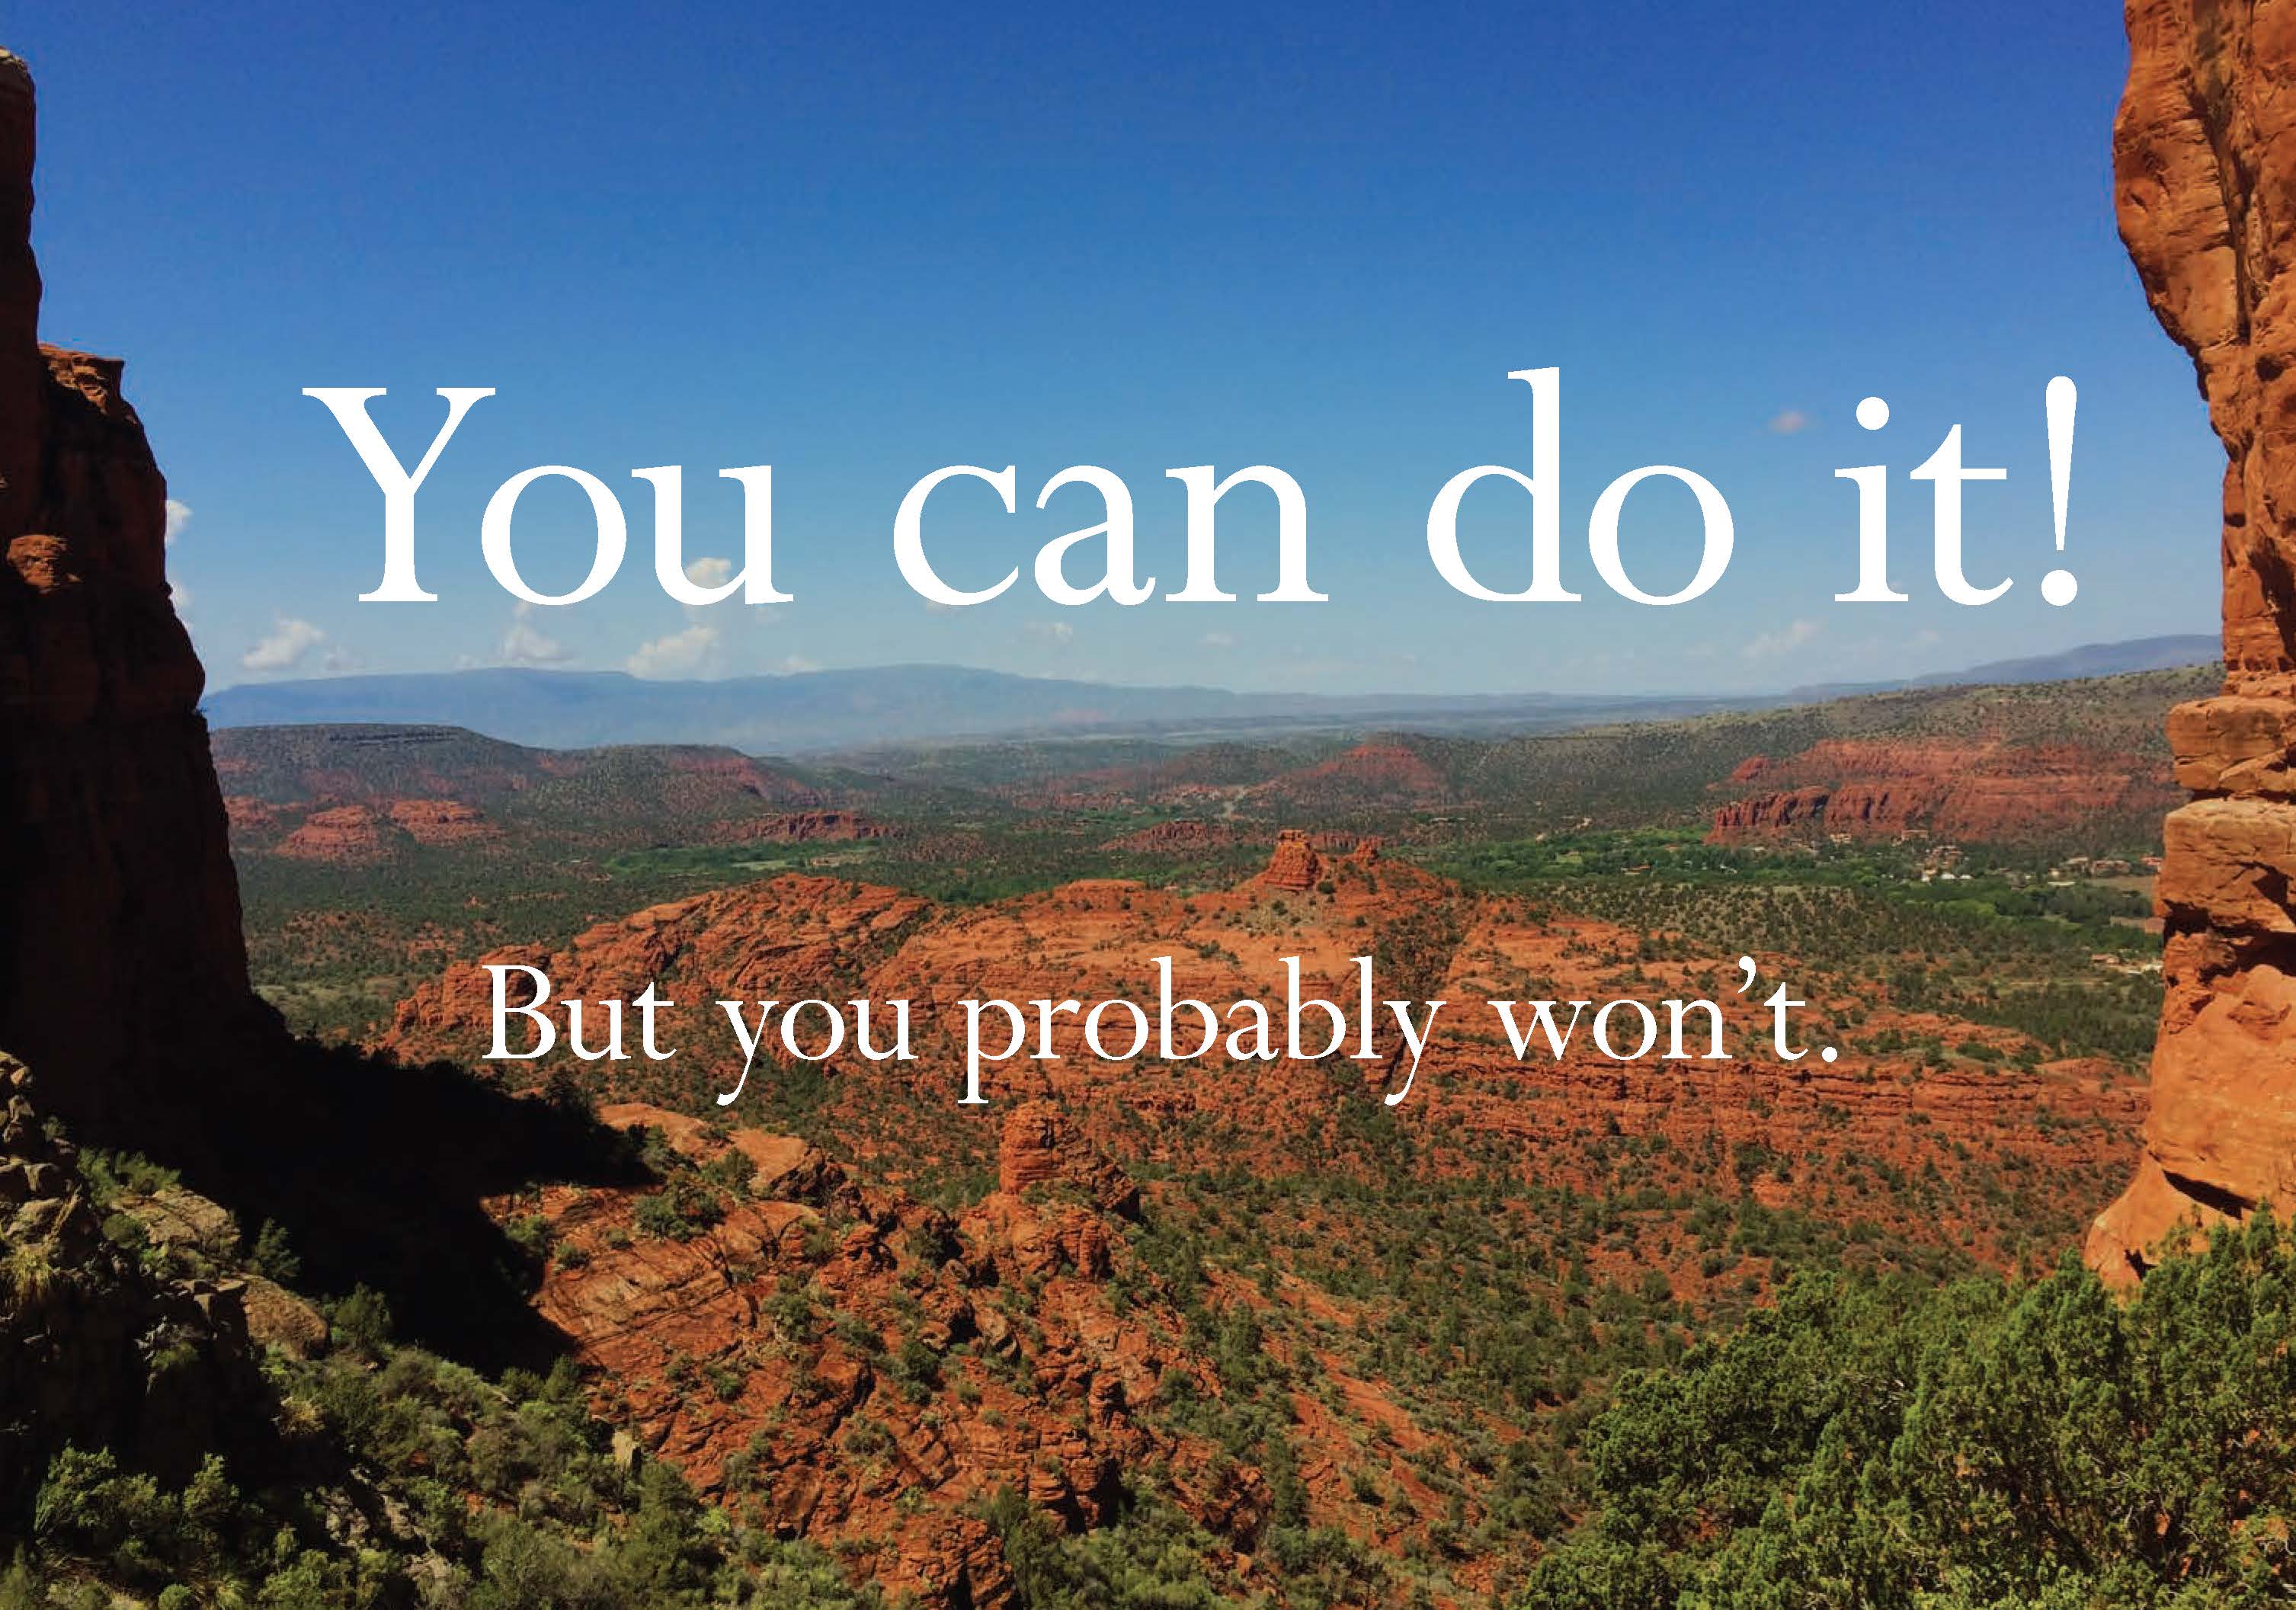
[232,668,2199,1042]
[1521,1213,2296,1608]
[1430,830,2163,1071]
[14,1346,890,1608]
[2,1130,881,1608]
[181,666,2233,1605]
[603,818,1269,907]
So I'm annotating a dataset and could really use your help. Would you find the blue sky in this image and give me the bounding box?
[13,2,2223,696]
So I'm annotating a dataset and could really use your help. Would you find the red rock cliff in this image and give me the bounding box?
[0,53,252,1126]
[2089,3,2296,1277]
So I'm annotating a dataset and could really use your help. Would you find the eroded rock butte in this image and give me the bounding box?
[0,53,255,1130]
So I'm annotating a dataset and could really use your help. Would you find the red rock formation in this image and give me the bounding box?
[1096,817,1240,853]
[1710,738,2177,844]
[1711,784,1833,837]
[277,804,387,862]
[514,1099,1257,1608]
[2088,3,2296,1279]
[271,797,500,859]
[996,1098,1141,1218]
[389,875,936,1063]
[393,856,2141,1278]
[385,797,497,846]
[392,856,2143,1592]
[222,795,280,832]
[1260,827,1321,891]
[665,748,824,807]
[1245,739,1455,814]
[0,55,253,1126]
[709,808,889,845]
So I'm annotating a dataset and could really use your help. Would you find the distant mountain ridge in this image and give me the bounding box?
[1924,634,2218,685]
[1782,634,2221,702]
[203,635,2219,754]
[201,664,1722,752]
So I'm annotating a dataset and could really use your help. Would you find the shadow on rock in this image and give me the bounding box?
[56,1026,653,1374]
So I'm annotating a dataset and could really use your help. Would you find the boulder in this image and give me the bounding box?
[996,1099,1140,1219]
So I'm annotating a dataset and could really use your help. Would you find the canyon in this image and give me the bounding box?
[381,839,2145,1600]
[2,10,2291,1602]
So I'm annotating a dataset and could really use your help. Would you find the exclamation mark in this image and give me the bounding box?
[2042,376,2077,606]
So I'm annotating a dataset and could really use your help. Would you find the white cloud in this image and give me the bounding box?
[1200,630,1236,650]
[163,502,194,621]
[1024,620,1075,645]
[628,623,721,678]
[500,601,572,666]
[777,653,819,674]
[1766,408,1812,436]
[1743,617,1822,661]
[684,555,733,589]
[241,617,326,674]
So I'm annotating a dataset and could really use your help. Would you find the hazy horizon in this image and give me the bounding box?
[198,629,2221,703]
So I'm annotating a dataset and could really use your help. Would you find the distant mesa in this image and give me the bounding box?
[1243,740,1456,814]
[279,804,388,862]
[210,723,839,861]
[709,808,889,845]
[386,796,496,844]
[1708,738,2181,845]
[271,798,499,862]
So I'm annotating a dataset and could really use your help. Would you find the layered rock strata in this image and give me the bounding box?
[2089,2,2296,1277]
[0,53,254,1129]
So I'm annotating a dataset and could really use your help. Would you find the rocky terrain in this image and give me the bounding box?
[0,1055,270,1519]
[501,1098,1264,1607]
[2086,0,2296,1280]
[0,53,257,1135]
[707,808,891,845]
[392,842,2144,1256]
[13,7,2296,1603]
[369,837,2146,1597]
[1708,736,2182,844]
[213,722,834,863]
